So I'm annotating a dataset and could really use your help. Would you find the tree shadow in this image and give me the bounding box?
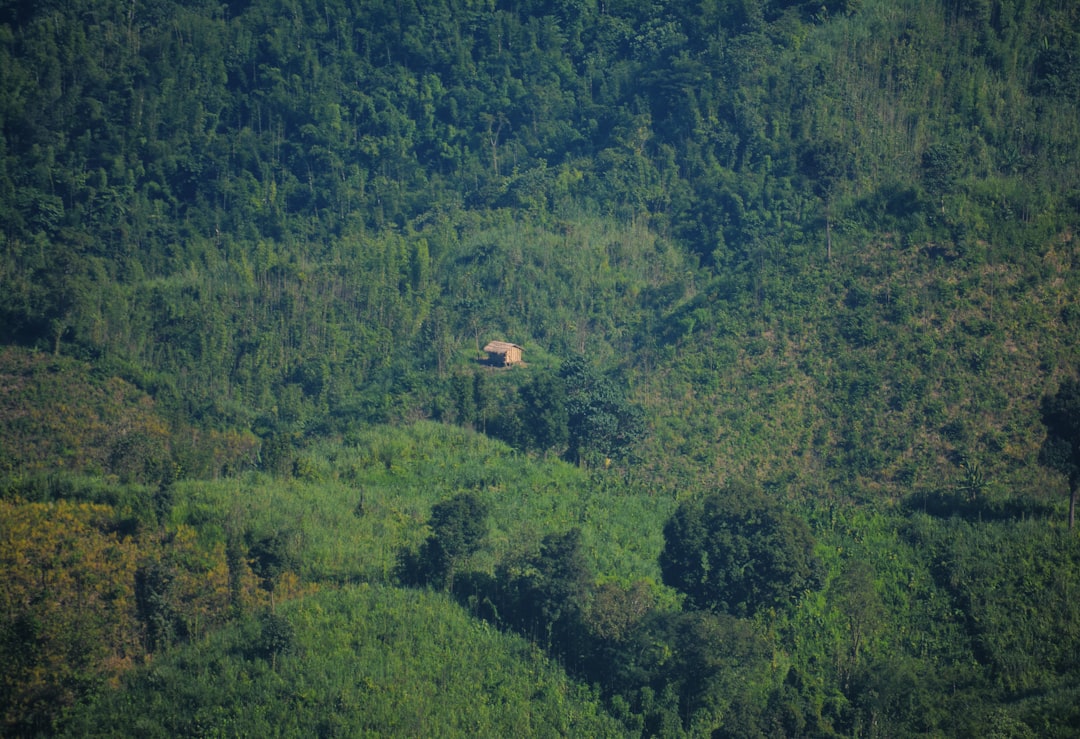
[903,490,1056,523]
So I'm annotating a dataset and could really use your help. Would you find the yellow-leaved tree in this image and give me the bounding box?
[0,500,141,734]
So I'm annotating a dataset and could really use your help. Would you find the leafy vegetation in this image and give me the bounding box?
[406,491,491,590]
[63,585,625,738]
[1040,378,1080,529]
[2,0,1080,734]
[660,485,821,617]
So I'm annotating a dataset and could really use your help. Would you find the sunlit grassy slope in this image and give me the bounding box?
[63,584,626,738]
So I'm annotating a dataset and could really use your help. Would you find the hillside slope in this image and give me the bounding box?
[1,0,1077,504]
[62,585,626,738]
[3,0,1080,734]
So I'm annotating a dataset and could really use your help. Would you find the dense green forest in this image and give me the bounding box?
[2,0,1080,735]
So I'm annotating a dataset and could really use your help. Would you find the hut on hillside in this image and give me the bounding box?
[483,341,523,366]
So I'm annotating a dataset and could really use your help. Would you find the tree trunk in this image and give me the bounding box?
[1069,484,1076,531]
[826,215,832,262]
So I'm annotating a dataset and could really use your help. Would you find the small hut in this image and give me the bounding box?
[483,341,523,366]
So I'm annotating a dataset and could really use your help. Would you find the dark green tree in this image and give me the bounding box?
[474,371,492,434]
[248,530,295,611]
[225,530,248,618]
[420,492,490,591]
[659,484,821,617]
[254,611,295,672]
[616,610,772,736]
[514,528,593,663]
[134,561,186,652]
[519,370,569,455]
[799,137,853,261]
[259,430,296,478]
[921,142,962,215]
[451,372,477,428]
[559,356,645,467]
[1039,377,1080,530]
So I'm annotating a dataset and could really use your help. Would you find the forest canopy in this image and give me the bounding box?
[2,0,1080,735]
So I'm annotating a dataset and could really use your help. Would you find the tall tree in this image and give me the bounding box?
[508,527,594,664]
[420,492,490,591]
[1039,377,1080,530]
[248,530,295,611]
[559,355,645,467]
[520,370,569,455]
[799,138,853,262]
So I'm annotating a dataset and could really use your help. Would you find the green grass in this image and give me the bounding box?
[64,584,628,738]
[173,422,677,592]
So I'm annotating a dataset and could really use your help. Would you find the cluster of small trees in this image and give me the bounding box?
[520,356,646,466]
[398,369,1080,732]
[445,355,645,467]
[402,481,825,734]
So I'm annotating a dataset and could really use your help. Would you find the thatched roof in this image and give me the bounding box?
[483,341,522,354]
